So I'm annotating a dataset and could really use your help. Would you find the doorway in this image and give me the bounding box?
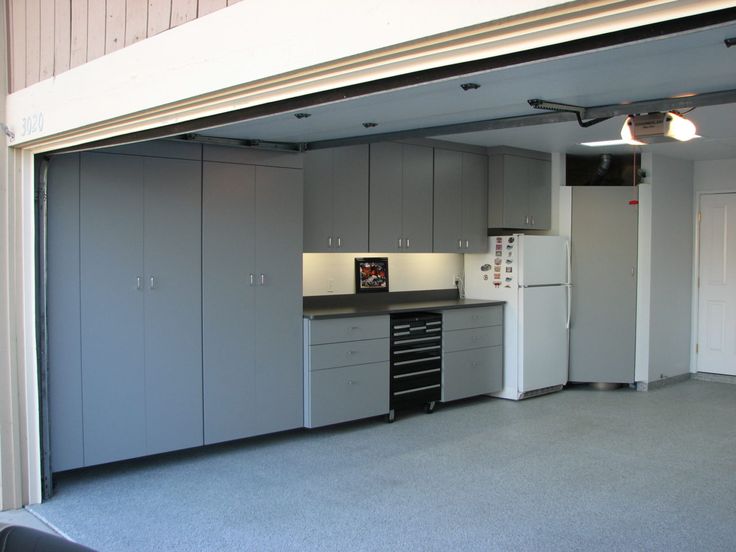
[697,193,736,376]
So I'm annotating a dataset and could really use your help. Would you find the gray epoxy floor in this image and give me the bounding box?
[27,379,736,552]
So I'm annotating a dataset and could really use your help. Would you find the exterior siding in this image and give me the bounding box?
[6,0,238,92]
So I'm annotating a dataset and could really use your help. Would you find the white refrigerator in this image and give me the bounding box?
[465,234,571,400]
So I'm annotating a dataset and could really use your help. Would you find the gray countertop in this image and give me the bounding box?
[303,298,503,320]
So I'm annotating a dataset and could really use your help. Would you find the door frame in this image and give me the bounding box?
[5,4,736,509]
[691,191,736,375]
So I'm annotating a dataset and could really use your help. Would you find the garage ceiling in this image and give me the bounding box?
[198,20,736,161]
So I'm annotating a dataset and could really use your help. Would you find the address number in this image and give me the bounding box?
[21,113,44,136]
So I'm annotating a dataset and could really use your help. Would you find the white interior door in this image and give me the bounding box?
[698,193,736,376]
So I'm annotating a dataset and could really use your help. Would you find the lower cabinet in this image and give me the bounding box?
[441,307,503,402]
[304,316,390,428]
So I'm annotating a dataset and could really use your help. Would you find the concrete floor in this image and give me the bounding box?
[14,379,736,551]
[0,507,56,533]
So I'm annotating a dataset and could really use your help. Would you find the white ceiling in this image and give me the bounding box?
[199,20,736,161]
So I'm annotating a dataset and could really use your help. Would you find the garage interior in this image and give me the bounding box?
[11,9,736,552]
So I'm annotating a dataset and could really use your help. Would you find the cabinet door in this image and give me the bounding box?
[332,145,369,251]
[401,144,434,252]
[461,152,489,252]
[501,155,530,229]
[433,148,463,252]
[442,346,502,402]
[80,153,146,466]
[143,157,203,455]
[527,157,551,229]
[48,154,84,472]
[369,142,403,252]
[202,162,258,444]
[303,149,334,252]
[254,166,304,434]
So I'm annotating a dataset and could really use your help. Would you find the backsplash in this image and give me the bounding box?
[303,253,464,296]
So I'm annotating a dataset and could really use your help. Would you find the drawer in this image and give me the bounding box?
[441,346,502,402]
[310,338,389,371]
[442,306,502,331]
[308,316,389,345]
[443,326,503,353]
[307,362,389,428]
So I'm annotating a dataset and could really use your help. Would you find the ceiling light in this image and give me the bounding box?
[620,111,697,144]
[580,139,632,148]
[460,82,481,91]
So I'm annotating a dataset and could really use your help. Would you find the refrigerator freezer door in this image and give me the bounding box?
[519,285,569,392]
[519,235,568,286]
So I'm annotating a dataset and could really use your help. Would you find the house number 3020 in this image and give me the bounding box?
[21,113,44,136]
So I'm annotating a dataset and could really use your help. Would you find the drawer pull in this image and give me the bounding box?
[393,345,440,355]
[394,355,441,366]
[393,368,441,379]
[346,350,358,356]
[393,336,441,345]
[393,384,441,396]
[347,380,357,385]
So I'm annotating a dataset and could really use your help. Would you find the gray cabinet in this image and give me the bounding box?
[203,158,303,445]
[303,145,369,252]
[304,316,390,428]
[80,152,202,467]
[488,152,551,230]
[369,142,433,252]
[433,148,488,252]
[441,307,503,402]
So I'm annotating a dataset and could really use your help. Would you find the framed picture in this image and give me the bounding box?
[355,257,389,293]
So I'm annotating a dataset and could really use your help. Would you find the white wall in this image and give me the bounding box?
[304,253,463,296]
[694,159,736,192]
[644,154,695,381]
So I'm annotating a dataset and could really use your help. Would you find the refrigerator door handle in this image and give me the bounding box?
[565,239,572,285]
[565,284,572,329]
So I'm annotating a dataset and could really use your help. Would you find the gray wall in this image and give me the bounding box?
[648,154,694,380]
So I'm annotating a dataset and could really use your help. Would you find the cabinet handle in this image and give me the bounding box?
[465,239,469,249]
[136,276,142,290]
[531,216,535,226]
[458,239,462,249]
[398,238,403,249]
[249,273,255,286]
[149,276,156,290]
[347,350,358,356]
[328,236,333,248]
[525,215,529,225]
[347,380,357,385]
[260,274,265,286]
[337,237,342,248]
[406,238,410,249]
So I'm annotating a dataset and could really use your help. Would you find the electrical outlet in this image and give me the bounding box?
[453,274,462,286]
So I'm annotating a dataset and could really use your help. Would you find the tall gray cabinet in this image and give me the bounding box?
[433,148,488,252]
[202,146,303,445]
[48,143,304,472]
[303,145,369,252]
[49,148,203,470]
[369,142,433,252]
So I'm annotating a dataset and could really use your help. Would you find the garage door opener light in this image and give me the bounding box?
[620,111,698,145]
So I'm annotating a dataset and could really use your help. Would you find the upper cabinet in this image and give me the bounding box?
[369,142,434,252]
[488,151,551,230]
[304,145,369,252]
[433,148,488,253]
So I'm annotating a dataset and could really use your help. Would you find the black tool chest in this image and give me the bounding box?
[389,312,442,421]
